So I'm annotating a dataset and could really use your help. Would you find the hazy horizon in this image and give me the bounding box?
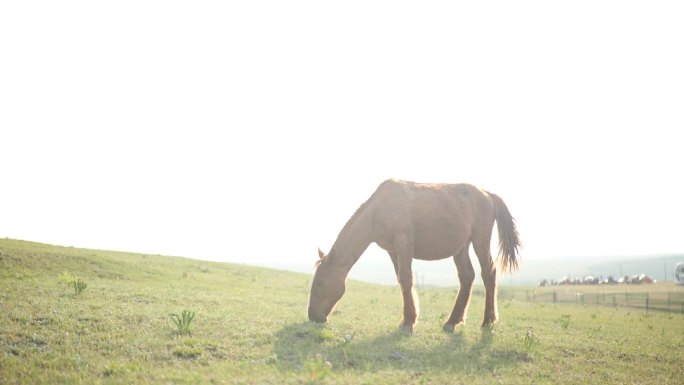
[6,237,682,287]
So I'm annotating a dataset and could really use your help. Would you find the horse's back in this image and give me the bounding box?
[377,179,491,216]
[373,180,494,260]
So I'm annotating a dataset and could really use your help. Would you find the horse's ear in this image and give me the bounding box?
[318,248,325,259]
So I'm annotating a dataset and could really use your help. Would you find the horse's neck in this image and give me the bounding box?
[330,204,374,272]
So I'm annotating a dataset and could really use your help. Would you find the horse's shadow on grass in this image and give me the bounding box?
[273,322,529,374]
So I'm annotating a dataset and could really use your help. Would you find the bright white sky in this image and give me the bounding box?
[1,2,683,272]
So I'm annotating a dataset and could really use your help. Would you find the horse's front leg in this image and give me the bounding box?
[395,234,418,333]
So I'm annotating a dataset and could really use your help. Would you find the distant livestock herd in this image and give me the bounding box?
[539,274,655,286]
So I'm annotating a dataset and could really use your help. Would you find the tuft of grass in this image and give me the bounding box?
[173,346,202,359]
[72,279,87,295]
[170,310,196,335]
[58,271,87,295]
[557,314,571,330]
[102,363,142,377]
[316,329,336,342]
[303,353,332,382]
[588,325,602,339]
[57,271,76,285]
[522,328,540,352]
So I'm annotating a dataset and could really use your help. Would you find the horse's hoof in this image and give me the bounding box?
[443,320,464,333]
[399,324,414,334]
[481,319,497,329]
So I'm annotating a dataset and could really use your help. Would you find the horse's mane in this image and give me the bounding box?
[336,200,371,243]
[316,182,386,268]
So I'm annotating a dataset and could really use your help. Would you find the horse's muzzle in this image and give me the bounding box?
[307,309,327,323]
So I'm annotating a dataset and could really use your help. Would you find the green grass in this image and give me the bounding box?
[1,239,683,384]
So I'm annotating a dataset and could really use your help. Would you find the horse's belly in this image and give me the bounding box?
[413,248,458,261]
[413,230,468,260]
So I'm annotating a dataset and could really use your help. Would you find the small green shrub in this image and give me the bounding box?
[170,310,196,335]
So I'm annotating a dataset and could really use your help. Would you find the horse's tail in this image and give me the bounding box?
[490,193,521,273]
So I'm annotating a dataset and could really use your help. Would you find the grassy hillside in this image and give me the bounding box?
[1,239,683,384]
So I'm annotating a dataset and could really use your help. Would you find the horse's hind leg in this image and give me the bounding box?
[473,238,498,326]
[443,243,475,332]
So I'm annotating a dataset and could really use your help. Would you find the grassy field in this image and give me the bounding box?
[1,239,683,384]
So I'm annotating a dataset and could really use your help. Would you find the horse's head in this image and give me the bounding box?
[308,248,346,323]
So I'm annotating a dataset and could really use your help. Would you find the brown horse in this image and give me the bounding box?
[308,179,520,332]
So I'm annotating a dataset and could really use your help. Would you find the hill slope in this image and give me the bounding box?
[1,239,682,384]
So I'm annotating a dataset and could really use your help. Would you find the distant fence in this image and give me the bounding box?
[518,290,684,313]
